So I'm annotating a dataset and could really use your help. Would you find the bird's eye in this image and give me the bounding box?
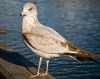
[29,8,33,11]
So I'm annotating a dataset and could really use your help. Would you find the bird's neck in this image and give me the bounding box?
[22,15,41,33]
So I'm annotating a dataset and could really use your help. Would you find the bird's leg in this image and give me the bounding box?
[29,57,42,78]
[29,58,49,78]
[39,59,49,76]
[37,57,42,75]
[45,59,49,75]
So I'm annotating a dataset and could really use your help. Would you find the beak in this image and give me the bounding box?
[20,12,26,16]
[20,13,22,16]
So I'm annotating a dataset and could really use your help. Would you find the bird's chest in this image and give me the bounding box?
[22,18,33,32]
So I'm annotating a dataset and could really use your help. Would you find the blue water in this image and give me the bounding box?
[0,0,100,79]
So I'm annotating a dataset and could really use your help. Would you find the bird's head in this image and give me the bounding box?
[20,2,37,17]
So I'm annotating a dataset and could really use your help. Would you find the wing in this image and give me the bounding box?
[23,26,81,54]
[31,26,66,42]
[23,26,100,62]
[23,32,68,54]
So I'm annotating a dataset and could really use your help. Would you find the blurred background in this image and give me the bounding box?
[0,0,100,79]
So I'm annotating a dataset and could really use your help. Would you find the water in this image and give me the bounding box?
[0,0,100,79]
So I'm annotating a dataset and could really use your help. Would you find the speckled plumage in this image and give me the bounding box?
[21,2,100,77]
[21,3,79,59]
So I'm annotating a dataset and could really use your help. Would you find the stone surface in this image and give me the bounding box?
[0,49,55,79]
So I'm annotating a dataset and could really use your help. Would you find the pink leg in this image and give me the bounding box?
[29,57,42,78]
[38,59,49,76]
[45,59,49,75]
[37,57,42,75]
[29,58,49,78]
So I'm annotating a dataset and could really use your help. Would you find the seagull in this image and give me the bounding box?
[20,2,100,77]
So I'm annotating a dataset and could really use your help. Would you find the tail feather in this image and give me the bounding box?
[64,50,100,63]
[62,41,100,63]
[74,50,100,63]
